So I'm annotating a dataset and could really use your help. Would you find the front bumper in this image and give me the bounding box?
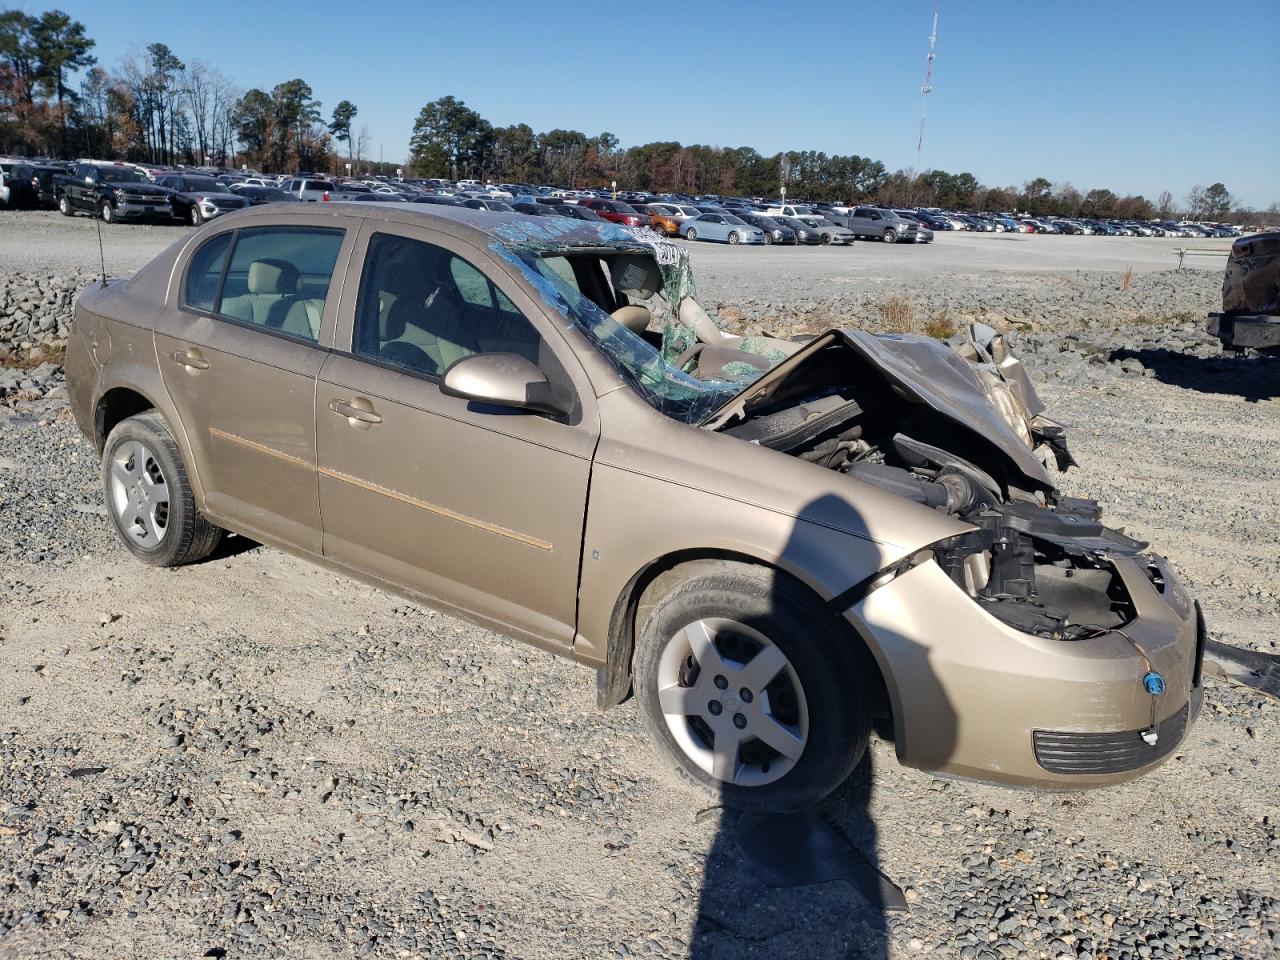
[113,199,172,219]
[1207,313,1280,351]
[845,554,1204,788]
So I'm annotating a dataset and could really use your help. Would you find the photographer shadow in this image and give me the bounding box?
[686,494,958,959]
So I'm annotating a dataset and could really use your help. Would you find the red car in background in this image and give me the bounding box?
[578,197,651,228]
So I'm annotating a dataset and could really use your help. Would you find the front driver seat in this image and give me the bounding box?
[377,299,437,376]
[609,254,663,333]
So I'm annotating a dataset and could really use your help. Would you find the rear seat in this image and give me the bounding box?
[221,260,299,327]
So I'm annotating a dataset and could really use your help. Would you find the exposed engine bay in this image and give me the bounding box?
[709,328,1156,641]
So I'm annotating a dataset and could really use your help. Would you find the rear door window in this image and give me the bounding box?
[182,226,345,342]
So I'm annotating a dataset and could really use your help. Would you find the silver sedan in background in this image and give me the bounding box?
[682,212,766,245]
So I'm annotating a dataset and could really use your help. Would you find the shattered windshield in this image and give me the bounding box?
[494,247,750,424]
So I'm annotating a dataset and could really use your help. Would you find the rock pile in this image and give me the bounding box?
[0,271,91,354]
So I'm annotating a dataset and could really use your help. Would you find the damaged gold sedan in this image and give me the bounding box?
[65,204,1205,812]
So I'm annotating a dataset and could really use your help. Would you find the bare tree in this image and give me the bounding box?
[1184,184,1205,220]
[354,123,370,171]
[1156,190,1173,218]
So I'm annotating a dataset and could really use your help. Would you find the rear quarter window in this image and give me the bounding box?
[183,232,233,313]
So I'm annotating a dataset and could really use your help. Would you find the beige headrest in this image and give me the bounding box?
[247,259,299,295]
[611,304,651,334]
[610,254,662,300]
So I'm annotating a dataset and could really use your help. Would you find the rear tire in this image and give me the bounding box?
[685,227,698,241]
[102,412,223,567]
[634,561,871,813]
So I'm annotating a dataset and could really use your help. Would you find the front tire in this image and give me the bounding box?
[883,229,898,244]
[58,195,74,217]
[634,561,871,813]
[189,204,203,226]
[100,201,114,224]
[102,412,223,567]
[728,231,740,245]
[820,233,832,245]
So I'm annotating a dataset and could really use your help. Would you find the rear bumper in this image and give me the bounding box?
[845,554,1204,788]
[1207,313,1280,351]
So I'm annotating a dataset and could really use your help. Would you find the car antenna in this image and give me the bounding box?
[95,213,108,287]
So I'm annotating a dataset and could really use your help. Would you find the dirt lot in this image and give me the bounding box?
[0,211,1276,959]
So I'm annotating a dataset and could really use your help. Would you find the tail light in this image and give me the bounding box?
[322,191,330,202]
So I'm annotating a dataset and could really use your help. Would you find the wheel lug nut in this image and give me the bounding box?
[739,688,753,703]
[713,675,728,690]
[708,700,723,716]
[733,713,747,729]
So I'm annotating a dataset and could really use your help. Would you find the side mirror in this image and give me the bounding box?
[440,353,567,419]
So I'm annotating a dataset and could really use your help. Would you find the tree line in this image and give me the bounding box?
[1,14,1269,222]
[1,8,371,174]
[410,96,1256,221]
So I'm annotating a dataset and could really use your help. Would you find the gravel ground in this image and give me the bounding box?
[1,210,1277,959]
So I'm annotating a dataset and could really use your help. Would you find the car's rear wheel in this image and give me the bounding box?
[634,561,870,812]
[883,229,898,243]
[685,227,697,241]
[58,195,73,217]
[728,231,740,245]
[100,201,114,224]
[102,412,222,567]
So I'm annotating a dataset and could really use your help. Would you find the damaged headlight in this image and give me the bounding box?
[926,500,1147,640]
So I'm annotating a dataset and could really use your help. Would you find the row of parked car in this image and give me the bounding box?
[907,210,1244,238]
[1,157,1250,243]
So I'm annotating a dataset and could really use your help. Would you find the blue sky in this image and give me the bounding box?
[28,0,1280,206]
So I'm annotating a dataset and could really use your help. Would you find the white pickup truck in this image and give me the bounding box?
[764,203,822,220]
[279,177,363,202]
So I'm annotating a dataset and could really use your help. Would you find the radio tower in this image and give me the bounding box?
[916,5,939,160]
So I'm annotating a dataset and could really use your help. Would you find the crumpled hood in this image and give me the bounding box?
[840,330,1055,488]
[704,327,1057,491]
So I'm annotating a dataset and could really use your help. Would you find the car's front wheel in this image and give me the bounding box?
[820,233,832,245]
[189,204,203,226]
[102,412,223,567]
[58,194,73,217]
[685,227,698,241]
[762,232,773,245]
[634,560,870,812]
[883,229,898,243]
[100,201,114,224]
[728,231,740,245]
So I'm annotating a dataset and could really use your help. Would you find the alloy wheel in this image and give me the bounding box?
[655,617,809,787]
[107,439,170,548]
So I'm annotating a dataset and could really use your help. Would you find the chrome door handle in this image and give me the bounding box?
[329,397,383,426]
[170,349,209,371]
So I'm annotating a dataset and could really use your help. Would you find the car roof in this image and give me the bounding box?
[210,201,666,256]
